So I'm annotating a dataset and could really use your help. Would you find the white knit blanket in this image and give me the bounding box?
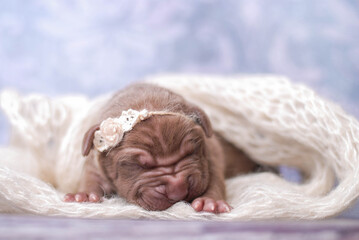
[1,75,358,220]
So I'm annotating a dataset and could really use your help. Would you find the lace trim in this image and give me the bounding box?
[93,109,181,152]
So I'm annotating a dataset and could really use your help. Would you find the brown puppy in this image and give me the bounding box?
[64,83,258,213]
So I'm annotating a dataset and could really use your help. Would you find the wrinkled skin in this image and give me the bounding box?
[64,83,258,213]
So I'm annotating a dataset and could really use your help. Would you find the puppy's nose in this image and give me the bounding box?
[165,175,188,202]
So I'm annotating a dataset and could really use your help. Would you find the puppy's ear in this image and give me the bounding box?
[82,124,100,156]
[186,105,213,138]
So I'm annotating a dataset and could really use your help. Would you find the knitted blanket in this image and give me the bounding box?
[0,75,358,220]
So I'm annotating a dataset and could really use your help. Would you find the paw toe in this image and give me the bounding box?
[191,198,204,212]
[203,199,217,213]
[75,193,89,202]
[63,193,75,202]
[217,200,232,213]
[89,193,101,203]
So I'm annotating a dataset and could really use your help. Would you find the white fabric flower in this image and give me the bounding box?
[94,118,124,152]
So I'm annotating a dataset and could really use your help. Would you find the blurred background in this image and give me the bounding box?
[0,0,358,217]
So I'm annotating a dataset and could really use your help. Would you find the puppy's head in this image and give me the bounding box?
[82,109,212,211]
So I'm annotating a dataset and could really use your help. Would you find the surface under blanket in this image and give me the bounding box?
[1,214,359,240]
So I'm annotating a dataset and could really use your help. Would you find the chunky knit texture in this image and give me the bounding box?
[0,75,358,220]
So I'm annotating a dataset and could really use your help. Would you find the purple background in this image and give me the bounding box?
[0,0,358,218]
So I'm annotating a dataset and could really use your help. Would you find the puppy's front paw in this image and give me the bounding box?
[64,192,102,203]
[191,197,232,213]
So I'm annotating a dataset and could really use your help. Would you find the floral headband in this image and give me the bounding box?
[93,109,181,152]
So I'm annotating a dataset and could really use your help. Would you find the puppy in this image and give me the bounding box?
[64,83,258,213]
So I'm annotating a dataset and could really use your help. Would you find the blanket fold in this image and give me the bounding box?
[0,75,358,219]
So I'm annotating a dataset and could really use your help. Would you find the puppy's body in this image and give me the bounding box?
[65,83,258,213]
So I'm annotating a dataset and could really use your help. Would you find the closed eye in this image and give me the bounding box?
[120,160,157,172]
[175,155,201,172]
[119,161,143,171]
[181,140,202,159]
[182,146,201,161]
[140,162,155,170]
[182,151,194,160]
